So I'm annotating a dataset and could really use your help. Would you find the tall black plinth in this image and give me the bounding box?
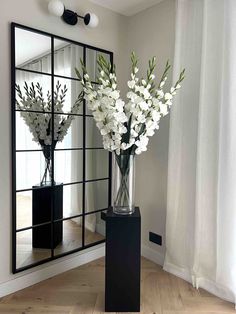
[105,207,141,312]
[32,183,63,249]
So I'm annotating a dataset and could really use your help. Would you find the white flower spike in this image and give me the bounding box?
[75,52,185,156]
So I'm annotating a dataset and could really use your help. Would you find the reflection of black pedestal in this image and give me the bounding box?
[105,207,141,312]
[32,183,63,249]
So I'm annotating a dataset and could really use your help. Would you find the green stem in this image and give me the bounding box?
[114,153,133,207]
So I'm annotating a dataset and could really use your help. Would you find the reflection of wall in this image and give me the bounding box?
[0,0,127,296]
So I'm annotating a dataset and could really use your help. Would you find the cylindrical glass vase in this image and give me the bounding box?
[41,157,52,186]
[113,153,135,215]
[41,144,53,186]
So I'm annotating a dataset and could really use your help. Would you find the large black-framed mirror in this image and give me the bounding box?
[11,23,112,273]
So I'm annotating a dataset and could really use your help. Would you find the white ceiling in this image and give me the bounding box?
[89,0,164,16]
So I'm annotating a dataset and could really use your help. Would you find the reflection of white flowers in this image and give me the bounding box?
[15,81,82,148]
[76,52,185,156]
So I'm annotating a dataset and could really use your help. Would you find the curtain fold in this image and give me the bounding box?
[164,0,236,303]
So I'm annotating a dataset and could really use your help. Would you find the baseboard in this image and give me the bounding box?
[0,244,105,298]
[141,244,164,266]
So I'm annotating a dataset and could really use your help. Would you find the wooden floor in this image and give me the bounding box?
[0,257,234,314]
[17,220,104,269]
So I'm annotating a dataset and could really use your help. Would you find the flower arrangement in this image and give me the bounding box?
[75,52,185,214]
[15,81,82,185]
[76,52,184,156]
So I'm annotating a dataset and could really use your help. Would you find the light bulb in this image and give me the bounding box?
[48,0,64,17]
[84,13,99,28]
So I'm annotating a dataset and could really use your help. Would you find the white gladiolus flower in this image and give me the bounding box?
[115,99,125,112]
[160,81,165,88]
[151,110,161,122]
[127,80,136,89]
[165,93,173,100]
[139,101,149,111]
[141,79,147,86]
[110,90,120,100]
[156,89,164,99]
[165,100,172,107]
[159,103,168,116]
[135,135,149,154]
[75,53,184,156]
[93,111,105,121]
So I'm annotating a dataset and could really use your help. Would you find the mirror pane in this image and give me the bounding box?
[16,191,33,229]
[61,183,83,219]
[16,227,51,269]
[54,115,83,150]
[54,218,83,256]
[15,70,52,112]
[54,39,83,79]
[85,212,106,245]
[85,180,109,212]
[86,116,103,148]
[15,28,51,74]
[15,112,52,151]
[16,150,53,191]
[86,49,111,82]
[53,78,83,115]
[54,150,83,184]
[17,184,61,230]
[86,149,109,181]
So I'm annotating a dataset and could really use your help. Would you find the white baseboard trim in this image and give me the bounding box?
[141,244,164,266]
[0,244,105,298]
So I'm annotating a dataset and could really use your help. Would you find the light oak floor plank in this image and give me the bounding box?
[0,257,234,313]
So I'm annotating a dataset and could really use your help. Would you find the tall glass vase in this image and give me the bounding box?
[113,153,135,215]
[41,158,52,186]
[41,145,53,186]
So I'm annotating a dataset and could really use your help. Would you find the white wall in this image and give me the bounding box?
[0,0,127,295]
[126,0,176,261]
[0,0,176,296]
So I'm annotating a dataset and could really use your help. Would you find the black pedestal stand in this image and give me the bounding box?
[32,183,63,249]
[105,207,141,312]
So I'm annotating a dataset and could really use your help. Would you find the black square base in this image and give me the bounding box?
[105,207,141,312]
[32,183,63,249]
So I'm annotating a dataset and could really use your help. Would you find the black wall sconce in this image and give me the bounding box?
[48,0,99,28]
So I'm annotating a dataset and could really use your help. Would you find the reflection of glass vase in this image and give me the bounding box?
[41,145,53,186]
[113,153,135,215]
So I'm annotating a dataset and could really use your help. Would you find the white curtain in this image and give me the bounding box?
[164,0,236,303]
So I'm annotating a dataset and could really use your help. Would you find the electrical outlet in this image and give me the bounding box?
[101,211,106,221]
[149,232,162,246]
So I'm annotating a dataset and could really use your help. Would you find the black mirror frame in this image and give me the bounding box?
[11,22,113,273]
